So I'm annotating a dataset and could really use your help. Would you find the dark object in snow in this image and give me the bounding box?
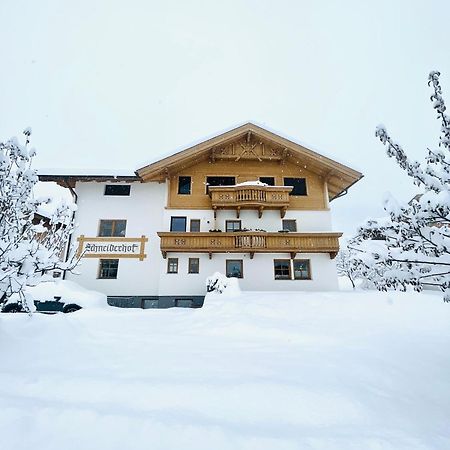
[1,296,83,314]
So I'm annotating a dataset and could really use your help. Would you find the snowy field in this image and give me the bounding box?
[1,288,450,450]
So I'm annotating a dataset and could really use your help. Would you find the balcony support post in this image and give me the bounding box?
[236,207,240,218]
[258,206,264,218]
[280,207,287,218]
[249,252,255,259]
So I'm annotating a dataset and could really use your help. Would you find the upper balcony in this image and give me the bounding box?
[157,231,341,259]
[208,184,293,218]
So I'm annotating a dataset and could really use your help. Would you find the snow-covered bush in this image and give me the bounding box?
[0,129,78,312]
[206,272,241,296]
[350,71,450,301]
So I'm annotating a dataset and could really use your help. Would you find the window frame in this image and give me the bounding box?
[259,176,275,186]
[177,176,192,195]
[188,257,200,274]
[170,216,187,232]
[190,219,201,232]
[226,259,244,279]
[104,185,131,196]
[98,259,119,279]
[205,176,236,194]
[283,177,308,196]
[167,258,179,274]
[282,219,297,232]
[98,219,127,237]
[225,220,242,232]
[293,259,311,280]
[273,259,291,280]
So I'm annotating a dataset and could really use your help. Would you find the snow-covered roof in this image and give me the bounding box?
[38,168,140,186]
[38,168,137,177]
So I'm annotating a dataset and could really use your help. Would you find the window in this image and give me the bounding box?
[259,177,275,186]
[178,176,191,195]
[98,220,127,237]
[226,260,243,278]
[293,260,311,280]
[274,259,291,280]
[282,219,297,232]
[175,298,193,307]
[98,259,119,279]
[104,185,131,196]
[190,219,201,232]
[284,178,307,196]
[188,258,199,274]
[167,258,179,274]
[226,220,241,232]
[170,216,187,232]
[205,176,236,193]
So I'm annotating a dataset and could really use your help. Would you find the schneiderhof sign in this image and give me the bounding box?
[76,235,148,260]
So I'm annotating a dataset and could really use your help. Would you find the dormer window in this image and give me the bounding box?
[104,185,131,196]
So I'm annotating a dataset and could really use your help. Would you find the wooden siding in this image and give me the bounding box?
[167,158,328,210]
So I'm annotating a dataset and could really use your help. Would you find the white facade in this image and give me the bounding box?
[65,179,339,300]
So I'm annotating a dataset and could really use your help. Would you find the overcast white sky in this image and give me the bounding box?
[1,0,449,234]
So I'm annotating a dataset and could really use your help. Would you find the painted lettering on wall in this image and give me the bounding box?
[76,235,148,261]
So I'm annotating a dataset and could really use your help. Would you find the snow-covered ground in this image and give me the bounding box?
[1,288,450,450]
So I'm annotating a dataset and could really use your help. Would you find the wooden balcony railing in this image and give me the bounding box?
[208,185,293,218]
[157,231,341,259]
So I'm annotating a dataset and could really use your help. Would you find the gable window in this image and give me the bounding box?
[190,219,201,232]
[104,185,131,196]
[226,259,243,278]
[274,259,291,280]
[167,258,179,274]
[284,178,307,196]
[188,258,199,274]
[98,220,127,237]
[98,259,119,279]
[178,176,192,195]
[226,220,241,232]
[282,219,297,232]
[170,216,187,232]
[259,177,275,186]
[205,176,236,193]
[293,260,311,280]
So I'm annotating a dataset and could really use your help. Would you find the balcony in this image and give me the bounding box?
[157,231,341,259]
[208,185,293,218]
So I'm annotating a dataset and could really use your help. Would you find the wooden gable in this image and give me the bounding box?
[136,123,363,201]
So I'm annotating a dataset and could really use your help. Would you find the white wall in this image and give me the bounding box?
[163,208,333,233]
[66,181,339,297]
[66,181,166,296]
[158,252,338,296]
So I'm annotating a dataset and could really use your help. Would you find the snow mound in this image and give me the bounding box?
[1,290,449,450]
[26,280,107,309]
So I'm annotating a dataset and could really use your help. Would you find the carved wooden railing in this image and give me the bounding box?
[157,232,341,259]
[208,185,293,218]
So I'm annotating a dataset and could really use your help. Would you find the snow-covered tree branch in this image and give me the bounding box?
[350,71,450,301]
[0,129,78,312]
